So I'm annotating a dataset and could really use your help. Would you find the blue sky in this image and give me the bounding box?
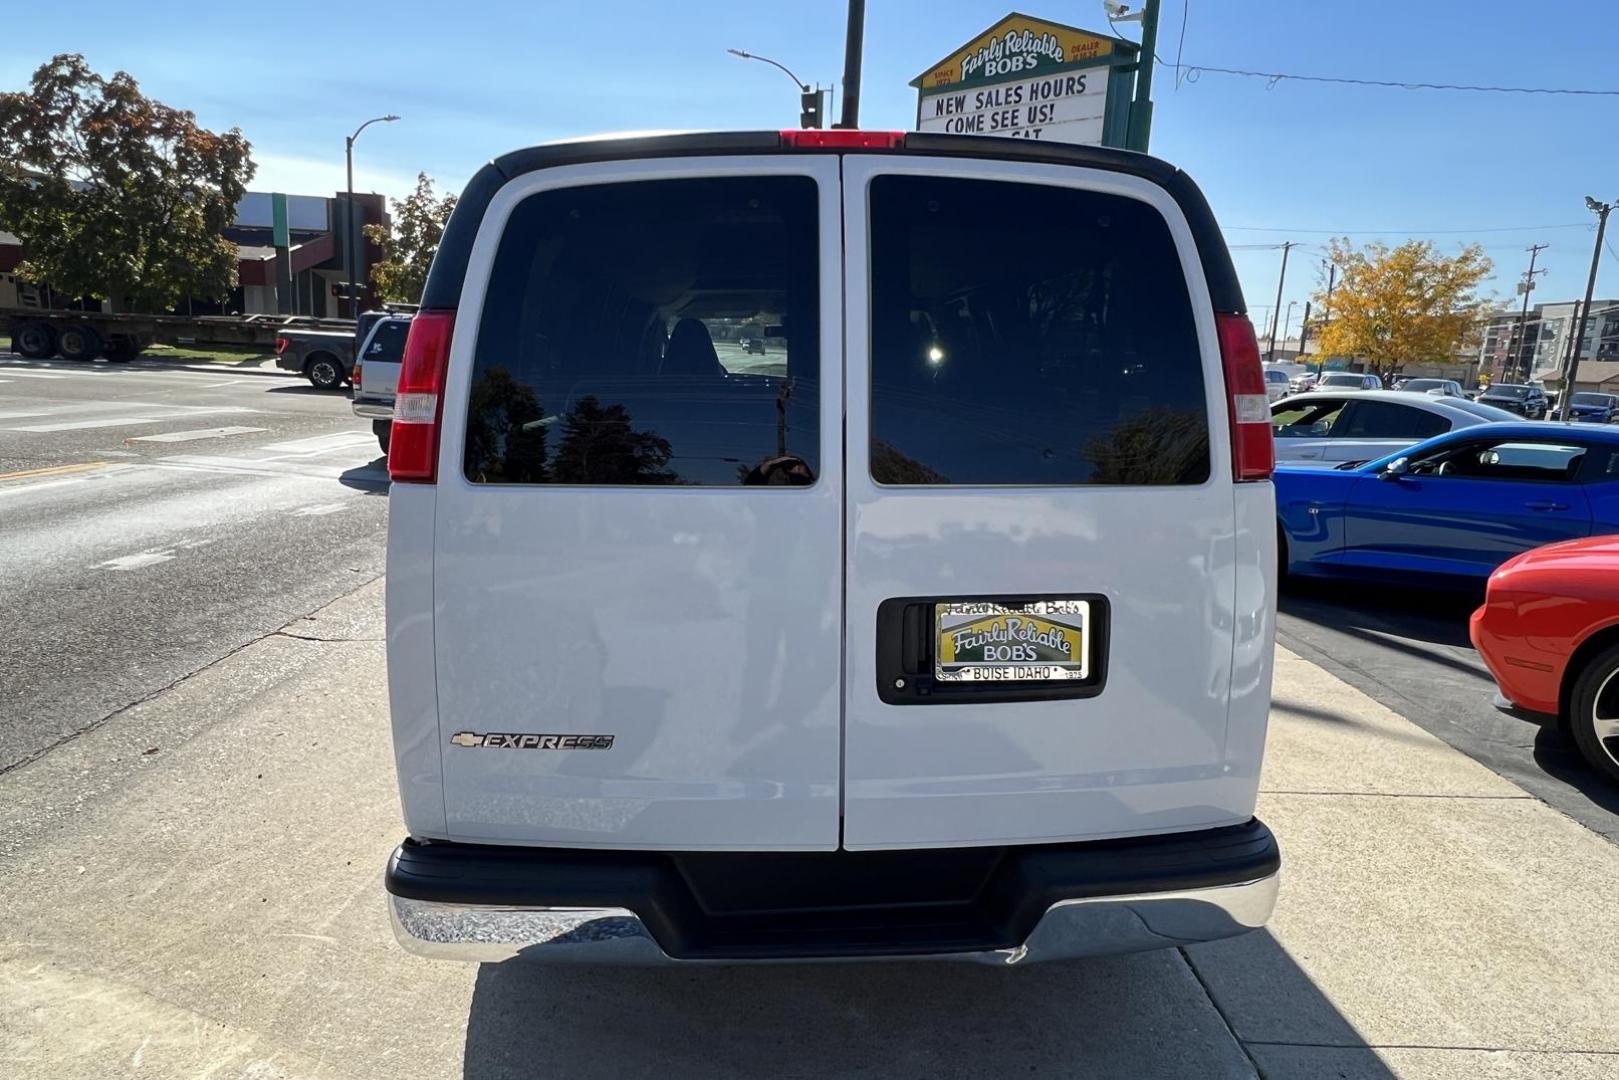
[5,1,1616,327]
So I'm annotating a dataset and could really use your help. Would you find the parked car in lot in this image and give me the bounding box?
[1264,366,1292,401]
[380,129,1280,965]
[1477,382,1549,419]
[1398,378,1466,398]
[1314,371,1381,391]
[1288,370,1319,394]
[1567,392,1619,424]
[1472,536,1619,783]
[351,314,412,452]
[1270,390,1519,463]
[1276,423,1619,584]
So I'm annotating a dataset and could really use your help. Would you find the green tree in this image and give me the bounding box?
[363,172,456,304]
[0,54,254,310]
[1313,239,1494,380]
[552,396,676,485]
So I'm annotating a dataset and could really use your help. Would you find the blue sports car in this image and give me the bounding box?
[1277,422,1619,583]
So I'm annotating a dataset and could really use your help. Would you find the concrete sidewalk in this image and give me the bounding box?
[1,585,1615,1079]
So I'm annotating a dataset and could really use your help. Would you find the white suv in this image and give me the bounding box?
[381,130,1280,964]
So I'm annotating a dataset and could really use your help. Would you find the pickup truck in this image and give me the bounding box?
[351,314,412,451]
[274,309,414,390]
[274,327,355,390]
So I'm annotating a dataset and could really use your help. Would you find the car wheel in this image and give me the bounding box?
[306,354,344,390]
[12,320,57,359]
[57,323,104,362]
[1568,642,1619,784]
[374,419,391,455]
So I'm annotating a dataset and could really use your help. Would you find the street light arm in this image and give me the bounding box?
[348,114,402,145]
[726,49,810,92]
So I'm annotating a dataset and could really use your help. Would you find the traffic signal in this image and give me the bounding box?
[800,89,823,130]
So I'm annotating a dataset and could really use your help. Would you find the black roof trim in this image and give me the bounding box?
[421,131,1245,315]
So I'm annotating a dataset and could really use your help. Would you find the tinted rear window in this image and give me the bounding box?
[1340,401,1448,439]
[867,176,1209,486]
[365,320,410,363]
[464,176,820,486]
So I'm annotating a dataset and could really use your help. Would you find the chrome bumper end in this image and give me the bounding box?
[388,872,1279,966]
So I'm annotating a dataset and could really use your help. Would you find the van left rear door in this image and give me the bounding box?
[429,156,845,850]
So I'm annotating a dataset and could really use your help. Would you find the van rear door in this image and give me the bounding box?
[839,155,1261,849]
[429,156,844,849]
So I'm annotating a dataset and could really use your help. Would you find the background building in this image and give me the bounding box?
[0,189,388,317]
[1477,299,1619,384]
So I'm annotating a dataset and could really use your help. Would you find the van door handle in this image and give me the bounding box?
[1525,500,1569,512]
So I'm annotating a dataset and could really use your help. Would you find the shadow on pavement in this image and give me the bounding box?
[1532,723,1619,819]
[1279,577,1479,649]
[339,459,389,495]
[461,931,1395,1079]
[267,383,351,398]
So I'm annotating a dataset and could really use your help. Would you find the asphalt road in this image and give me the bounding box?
[1277,580,1619,841]
[0,352,389,773]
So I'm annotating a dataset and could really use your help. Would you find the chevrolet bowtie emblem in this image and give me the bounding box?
[449,731,484,748]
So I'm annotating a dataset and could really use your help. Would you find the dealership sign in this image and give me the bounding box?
[911,12,1139,149]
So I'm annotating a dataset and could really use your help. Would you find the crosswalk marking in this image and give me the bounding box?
[11,416,173,433]
[5,406,256,433]
[96,549,176,571]
[0,369,69,379]
[259,431,376,454]
[130,426,268,443]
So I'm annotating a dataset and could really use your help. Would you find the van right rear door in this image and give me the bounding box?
[838,154,1269,849]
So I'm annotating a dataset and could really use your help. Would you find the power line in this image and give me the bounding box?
[1180,63,1619,97]
[1224,222,1590,235]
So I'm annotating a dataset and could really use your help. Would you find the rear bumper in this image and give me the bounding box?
[352,401,393,419]
[385,819,1280,964]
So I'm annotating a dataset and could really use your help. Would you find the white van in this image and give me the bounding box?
[382,130,1280,964]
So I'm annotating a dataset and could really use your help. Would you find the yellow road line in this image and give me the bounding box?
[0,461,112,484]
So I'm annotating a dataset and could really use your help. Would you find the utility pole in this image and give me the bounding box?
[1513,243,1548,382]
[343,114,400,318]
[1130,0,1161,151]
[1266,241,1297,363]
[1557,198,1613,420]
[1295,300,1314,359]
[837,0,866,129]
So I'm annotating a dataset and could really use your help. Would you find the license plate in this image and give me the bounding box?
[934,600,1089,683]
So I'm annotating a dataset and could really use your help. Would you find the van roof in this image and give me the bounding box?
[420,131,1246,317]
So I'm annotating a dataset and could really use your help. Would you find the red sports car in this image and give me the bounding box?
[1471,535,1619,783]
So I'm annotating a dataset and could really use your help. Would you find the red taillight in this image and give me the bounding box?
[1215,313,1275,482]
[351,359,362,390]
[388,309,455,483]
[274,337,288,355]
[780,130,904,149]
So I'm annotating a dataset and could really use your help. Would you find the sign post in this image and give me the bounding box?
[910,13,1140,149]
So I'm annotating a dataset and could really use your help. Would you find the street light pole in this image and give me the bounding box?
[1557,197,1613,420]
[344,114,400,319]
[726,49,823,127]
[838,0,866,128]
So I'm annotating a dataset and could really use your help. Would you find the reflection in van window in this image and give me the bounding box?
[867,176,1209,486]
[465,176,820,486]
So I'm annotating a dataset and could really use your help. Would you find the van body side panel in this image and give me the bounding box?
[1225,482,1278,799]
[427,157,845,850]
[839,157,1248,849]
[387,484,448,837]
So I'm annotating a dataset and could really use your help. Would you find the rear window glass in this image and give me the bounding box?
[1339,401,1448,440]
[464,176,820,486]
[364,320,409,363]
[867,176,1208,486]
